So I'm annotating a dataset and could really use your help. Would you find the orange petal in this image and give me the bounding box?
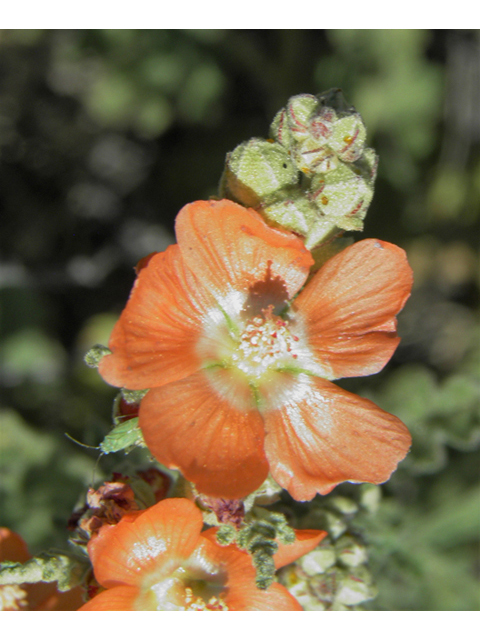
[263,374,411,501]
[226,581,303,611]
[197,531,302,611]
[139,371,269,499]
[78,586,139,611]
[176,200,313,302]
[36,586,84,611]
[0,528,30,563]
[274,529,327,570]
[87,498,203,588]
[99,245,211,390]
[295,239,413,379]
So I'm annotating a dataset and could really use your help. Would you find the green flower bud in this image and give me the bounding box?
[273,94,337,175]
[271,90,369,174]
[328,496,358,516]
[285,569,327,611]
[263,192,348,251]
[271,94,318,147]
[359,484,382,514]
[220,138,299,209]
[262,191,315,237]
[292,135,339,176]
[315,89,366,162]
[328,113,367,163]
[219,89,378,251]
[310,153,377,233]
[324,510,348,540]
[334,566,377,606]
[270,108,293,149]
[299,544,336,576]
[335,534,368,568]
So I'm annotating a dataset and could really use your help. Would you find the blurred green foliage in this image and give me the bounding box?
[1,29,479,610]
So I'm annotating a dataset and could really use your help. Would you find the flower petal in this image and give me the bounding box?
[197,530,303,611]
[227,581,303,611]
[295,239,413,379]
[176,200,313,303]
[87,498,203,588]
[139,371,269,499]
[99,245,211,390]
[274,530,327,570]
[78,586,139,611]
[0,528,30,563]
[36,586,85,611]
[263,374,411,501]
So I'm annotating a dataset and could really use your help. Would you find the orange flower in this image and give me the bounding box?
[99,200,413,501]
[79,498,325,611]
[0,528,83,611]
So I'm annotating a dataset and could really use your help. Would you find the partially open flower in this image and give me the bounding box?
[99,199,412,501]
[79,498,325,611]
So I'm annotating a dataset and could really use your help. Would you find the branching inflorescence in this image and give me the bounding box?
[0,90,412,611]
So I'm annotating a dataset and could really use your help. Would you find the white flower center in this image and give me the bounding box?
[230,307,300,381]
[137,549,229,611]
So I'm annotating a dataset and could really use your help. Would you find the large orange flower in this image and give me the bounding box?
[99,199,413,501]
[79,498,325,611]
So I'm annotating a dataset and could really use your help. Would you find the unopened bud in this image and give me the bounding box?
[328,496,358,516]
[324,511,348,540]
[220,89,378,250]
[334,566,377,606]
[220,138,299,209]
[359,484,382,514]
[335,534,368,568]
[299,544,336,576]
[310,157,376,233]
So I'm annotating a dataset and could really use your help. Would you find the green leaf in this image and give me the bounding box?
[100,418,145,454]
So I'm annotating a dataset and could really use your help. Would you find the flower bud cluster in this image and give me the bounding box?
[220,89,377,249]
[277,485,380,610]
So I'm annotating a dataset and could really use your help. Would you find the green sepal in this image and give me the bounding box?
[100,417,146,454]
[0,551,88,592]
